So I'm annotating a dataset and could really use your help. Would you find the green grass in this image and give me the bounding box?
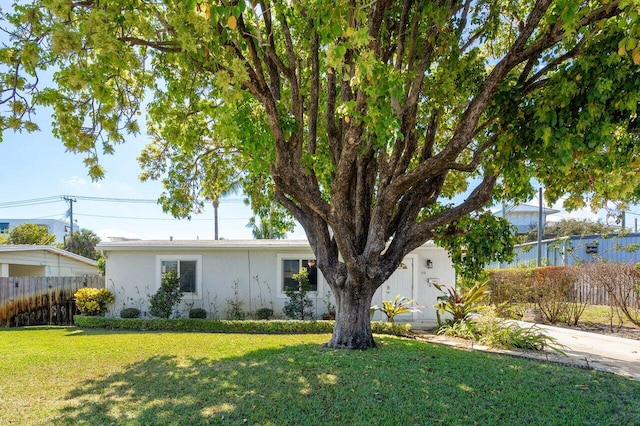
[1,327,639,425]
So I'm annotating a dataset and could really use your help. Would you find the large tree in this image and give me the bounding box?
[2,1,640,349]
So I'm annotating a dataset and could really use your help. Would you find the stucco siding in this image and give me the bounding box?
[101,240,454,322]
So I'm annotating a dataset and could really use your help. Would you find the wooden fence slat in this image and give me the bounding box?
[0,276,104,327]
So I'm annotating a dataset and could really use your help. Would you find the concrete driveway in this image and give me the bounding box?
[518,321,640,381]
[412,320,640,381]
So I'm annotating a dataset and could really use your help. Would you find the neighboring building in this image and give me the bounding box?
[97,239,455,324]
[0,219,76,244]
[0,245,99,277]
[495,204,560,235]
[487,232,640,269]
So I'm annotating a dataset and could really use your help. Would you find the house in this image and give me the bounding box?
[0,245,99,277]
[495,204,560,235]
[97,239,455,324]
[0,218,75,244]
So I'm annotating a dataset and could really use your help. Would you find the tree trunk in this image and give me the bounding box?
[326,284,376,350]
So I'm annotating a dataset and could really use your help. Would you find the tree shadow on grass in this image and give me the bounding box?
[54,337,640,425]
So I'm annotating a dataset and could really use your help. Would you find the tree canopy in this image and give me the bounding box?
[1,0,639,348]
[6,223,56,245]
[63,228,101,259]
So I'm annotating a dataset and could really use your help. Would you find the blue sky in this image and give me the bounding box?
[0,110,307,241]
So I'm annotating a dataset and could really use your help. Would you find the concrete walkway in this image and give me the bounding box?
[412,321,640,381]
[519,321,640,381]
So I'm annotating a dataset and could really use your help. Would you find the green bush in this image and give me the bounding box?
[73,316,411,337]
[255,307,274,320]
[149,271,183,318]
[437,308,566,354]
[434,281,490,326]
[74,287,115,316]
[371,294,421,323]
[120,307,141,318]
[283,267,314,320]
[189,308,207,319]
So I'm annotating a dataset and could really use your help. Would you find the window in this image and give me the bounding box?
[157,255,201,295]
[281,257,318,292]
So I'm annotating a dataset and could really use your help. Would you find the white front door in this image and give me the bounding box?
[371,258,414,321]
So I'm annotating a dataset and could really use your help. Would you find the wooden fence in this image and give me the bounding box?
[0,276,105,327]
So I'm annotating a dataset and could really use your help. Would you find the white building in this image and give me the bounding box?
[97,239,455,324]
[0,245,99,277]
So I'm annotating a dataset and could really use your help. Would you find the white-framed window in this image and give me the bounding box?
[277,254,319,296]
[156,255,202,297]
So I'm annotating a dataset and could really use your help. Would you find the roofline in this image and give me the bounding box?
[97,239,438,251]
[0,245,98,266]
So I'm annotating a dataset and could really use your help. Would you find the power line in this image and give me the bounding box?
[0,194,246,208]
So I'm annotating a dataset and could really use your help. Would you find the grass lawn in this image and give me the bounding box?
[1,327,639,425]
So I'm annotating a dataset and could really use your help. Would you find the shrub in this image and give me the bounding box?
[255,307,274,320]
[438,308,566,354]
[371,294,421,323]
[73,316,412,337]
[434,281,490,326]
[225,280,246,320]
[189,308,207,319]
[283,267,314,320]
[120,307,141,318]
[74,287,115,316]
[149,271,183,318]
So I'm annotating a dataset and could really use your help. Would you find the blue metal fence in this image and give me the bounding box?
[488,233,640,270]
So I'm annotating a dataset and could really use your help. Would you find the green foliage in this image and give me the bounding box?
[438,308,566,355]
[8,223,56,245]
[255,307,274,320]
[188,308,207,319]
[224,280,246,320]
[434,281,490,326]
[149,271,183,318]
[64,229,101,259]
[283,267,314,320]
[74,287,115,316]
[371,294,421,323]
[73,315,411,337]
[435,212,518,280]
[120,307,141,319]
[3,0,640,348]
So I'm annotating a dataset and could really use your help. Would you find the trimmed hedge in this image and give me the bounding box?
[73,315,412,336]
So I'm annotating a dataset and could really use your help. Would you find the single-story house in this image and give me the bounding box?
[97,239,455,324]
[0,245,99,277]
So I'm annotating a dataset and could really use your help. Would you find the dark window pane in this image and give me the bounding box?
[283,259,299,291]
[179,261,197,293]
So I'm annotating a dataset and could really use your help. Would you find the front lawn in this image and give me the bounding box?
[0,327,638,425]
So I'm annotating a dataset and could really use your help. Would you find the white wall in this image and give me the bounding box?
[104,243,454,322]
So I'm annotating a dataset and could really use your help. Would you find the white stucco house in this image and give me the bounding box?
[0,245,99,277]
[97,239,455,324]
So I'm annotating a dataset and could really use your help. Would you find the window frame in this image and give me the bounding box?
[276,253,322,298]
[155,255,203,300]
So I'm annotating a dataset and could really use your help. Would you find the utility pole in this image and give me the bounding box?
[63,196,77,243]
[537,187,543,267]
